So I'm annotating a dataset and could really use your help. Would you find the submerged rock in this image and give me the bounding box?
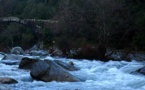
[68,61,74,66]
[19,57,39,69]
[30,60,80,82]
[0,60,20,65]
[54,60,79,71]
[0,77,18,84]
[135,66,145,75]
[2,54,23,60]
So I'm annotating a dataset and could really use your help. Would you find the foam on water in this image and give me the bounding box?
[0,56,145,90]
[0,54,4,60]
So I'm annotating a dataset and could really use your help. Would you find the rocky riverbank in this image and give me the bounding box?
[0,46,145,90]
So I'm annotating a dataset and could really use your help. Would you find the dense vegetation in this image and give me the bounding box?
[0,0,145,60]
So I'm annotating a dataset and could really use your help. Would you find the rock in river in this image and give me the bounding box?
[135,66,145,75]
[30,60,80,82]
[19,57,39,69]
[0,77,18,84]
[30,50,48,56]
[2,54,23,60]
[10,46,25,55]
[54,60,79,71]
[30,60,50,80]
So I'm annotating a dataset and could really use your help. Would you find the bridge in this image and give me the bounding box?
[0,17,58,42]
[0,17,58,33]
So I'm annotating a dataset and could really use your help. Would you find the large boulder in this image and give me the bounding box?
[45,60,80,82]
[11,46,25,55]
[30,60,50,80]
[0,77,18,84]
[30,60,80,82]
[19,57,39,69]
[54,60,79,71]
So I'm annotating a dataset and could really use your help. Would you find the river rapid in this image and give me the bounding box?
[0,55,145,90]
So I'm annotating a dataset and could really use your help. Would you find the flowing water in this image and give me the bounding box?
[0,55,145,90]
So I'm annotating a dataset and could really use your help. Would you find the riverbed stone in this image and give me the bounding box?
[0,60,20,65]
[44,60,80,82]
[136,66,145,75]
[50,49,63,57]
[54,60,79,71]
[0,77,18,84]
[11,46,25,55]
[2,54,24,60]
[30,60,50,80]
[19,57,39,69]
[30,60,80,82]
[30,50,48,56]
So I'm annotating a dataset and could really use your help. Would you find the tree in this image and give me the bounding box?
[54,0,126,59]
[0,23,37,49]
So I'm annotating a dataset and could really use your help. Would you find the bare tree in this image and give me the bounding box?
[54,0,126,59]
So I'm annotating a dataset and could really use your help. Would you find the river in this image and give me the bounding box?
[0,55,145,90]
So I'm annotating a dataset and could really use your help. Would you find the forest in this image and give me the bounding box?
[0,0,145,60]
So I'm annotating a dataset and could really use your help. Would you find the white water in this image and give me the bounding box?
[1,55,145,90]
